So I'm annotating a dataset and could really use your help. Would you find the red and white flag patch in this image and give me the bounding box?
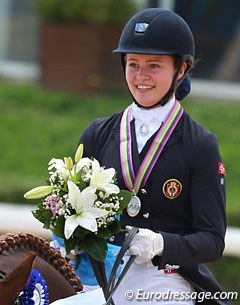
[218,162,226,176]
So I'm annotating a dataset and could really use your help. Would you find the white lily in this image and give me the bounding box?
[48,158,70,181]
[89,159,120,194]
[75,157,92,172]
[64,180,108,239]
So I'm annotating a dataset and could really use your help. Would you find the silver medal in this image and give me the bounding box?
[127,195,141,217]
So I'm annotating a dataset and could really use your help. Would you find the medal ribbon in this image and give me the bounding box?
[120,100,184,194]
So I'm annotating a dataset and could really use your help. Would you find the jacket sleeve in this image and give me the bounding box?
[153,132,227,269]
[78,117,109,158]
[78,114,120,158]
[78,120,97,158]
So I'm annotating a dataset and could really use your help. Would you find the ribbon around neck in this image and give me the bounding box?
[120,99,184,194]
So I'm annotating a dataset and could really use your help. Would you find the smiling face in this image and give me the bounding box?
[125,53,186,108]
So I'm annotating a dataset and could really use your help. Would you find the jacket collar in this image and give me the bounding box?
[112,108,184,156]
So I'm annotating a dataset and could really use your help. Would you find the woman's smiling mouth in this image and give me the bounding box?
[136,85,155,90]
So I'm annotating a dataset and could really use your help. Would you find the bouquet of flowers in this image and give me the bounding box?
[24,144,132,262]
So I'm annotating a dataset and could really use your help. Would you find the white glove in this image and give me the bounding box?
[126,226,164,263]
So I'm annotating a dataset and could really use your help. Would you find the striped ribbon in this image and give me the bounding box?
[120,100,184,194]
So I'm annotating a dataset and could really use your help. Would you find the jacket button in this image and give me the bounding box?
[143,212,149,219]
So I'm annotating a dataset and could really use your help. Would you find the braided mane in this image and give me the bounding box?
[0,232,82,292]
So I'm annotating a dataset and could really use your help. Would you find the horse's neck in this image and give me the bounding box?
[0,249,78,303]
[0,233,82,303]
[0,251,36,305]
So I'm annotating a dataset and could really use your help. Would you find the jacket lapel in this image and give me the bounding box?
[160,116,184,155]
[140,113,184,157]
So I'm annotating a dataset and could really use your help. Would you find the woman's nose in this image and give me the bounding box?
[136,67,149,79]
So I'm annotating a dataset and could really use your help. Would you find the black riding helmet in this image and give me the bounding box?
[113,8,195,107]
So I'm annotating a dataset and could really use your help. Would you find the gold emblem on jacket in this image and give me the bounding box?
[163,179,182,199]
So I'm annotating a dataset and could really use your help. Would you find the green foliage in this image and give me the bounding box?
[84,235,107,261]
[32,203,52,228]
[51,215,65,237]
[35,0,137,24]
[119,190,133,212]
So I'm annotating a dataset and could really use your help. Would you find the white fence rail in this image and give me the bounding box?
[0,202,51,238]
[191,79,240,101]
[0,202,239,257]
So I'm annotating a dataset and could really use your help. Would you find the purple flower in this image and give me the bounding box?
[44,194,60,218]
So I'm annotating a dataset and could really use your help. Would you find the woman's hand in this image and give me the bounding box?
[126,226,164,263]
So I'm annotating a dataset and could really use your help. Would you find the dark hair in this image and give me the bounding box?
[172,55,195,71]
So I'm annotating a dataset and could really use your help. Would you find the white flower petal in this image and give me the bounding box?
[65,175,115,239]
[92,159,101,172]
[103,168,115,181]
[79,186,97,210]
[75,157,92,172]
[103,184,120,194]
[48,158,64,169]
[76,212,98,232]
[67,180,82,210]
[48,158,70,180]
[88,206,108,218]
[64,215,79,239]
[89,159,118,194]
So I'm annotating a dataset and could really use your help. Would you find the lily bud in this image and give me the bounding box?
[75,144,84,163]
[24,186,54,199]
[64,157,73,170]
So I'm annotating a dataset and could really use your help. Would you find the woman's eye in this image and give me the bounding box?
[149,64,160,69]
[128,63,138,68]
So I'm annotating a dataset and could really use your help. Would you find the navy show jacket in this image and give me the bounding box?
[79,109,230,305]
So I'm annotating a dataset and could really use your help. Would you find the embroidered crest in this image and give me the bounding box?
[163,179,182,199]
[218,162,226,176]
